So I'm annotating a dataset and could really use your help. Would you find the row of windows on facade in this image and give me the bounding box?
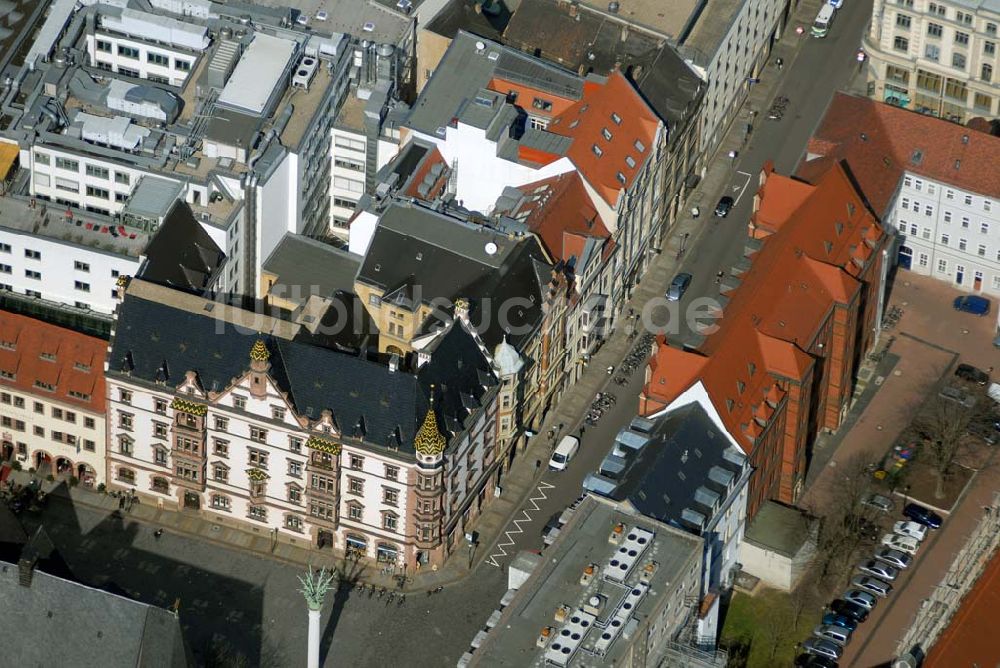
[1,392,97,424]
[898,220,1000,263]
[904,251,1000,288]
[901,178,994,209]
[894,0,998,33]
[94,39,192,71]
[0,415,97,451]
[34,153,132,183]
[899,199,994,229]
[112,466,406,533]
[892,39,997,81]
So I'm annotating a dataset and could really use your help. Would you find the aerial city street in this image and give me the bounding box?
[0,0,999,666]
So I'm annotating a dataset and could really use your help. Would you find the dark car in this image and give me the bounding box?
[829,599,869,623]
[795,653,839,667]
[666,272,693,302]
[953,295,991,316]
[821,612,858,631]
[955,363,990,385]
[714,196,735,217]
[903,503,942,529]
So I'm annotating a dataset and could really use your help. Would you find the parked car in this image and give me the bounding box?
[858,559,899,581]
[714,196,735,217]
[827,0,844,7]
[814,624,852,646]
[861,493,894,513]
[939,385,977,409]
[874,547,913,570]
[850,575,893,598]
[903,503,942,529]
[801,638,843,660]
[829,598,870,622]
[881,533,919,555]
[953,295,991,316]
[821,612,858,631]
[666,272,693,302]
[893,520,929,541]
[955,363,990,385]
[795,653,840,668]
[842,589,878,610]
[968,416,1000,444]
[315,10,329,20]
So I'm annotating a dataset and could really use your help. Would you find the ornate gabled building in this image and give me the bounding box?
[105,279,520,570]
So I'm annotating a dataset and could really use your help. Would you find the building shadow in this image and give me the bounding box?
[5,481,268,666]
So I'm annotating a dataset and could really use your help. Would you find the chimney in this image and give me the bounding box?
[18,555,37,587]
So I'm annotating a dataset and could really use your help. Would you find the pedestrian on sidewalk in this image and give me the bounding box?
[776,57,784,70]
[118,495,125,510]
[535,459,542,472]
[715,271,724,284]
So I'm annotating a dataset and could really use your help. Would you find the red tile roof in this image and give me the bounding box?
[926,545,1000,666]
[797,92,1000,216]
[512,172,610,263]
[548,73,660,206]
[643,162,885,451]
[0,311,106,413]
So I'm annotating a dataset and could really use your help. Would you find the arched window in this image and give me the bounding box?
[117,467,136,484]
[376,542,399,563]
[151,476,169,494]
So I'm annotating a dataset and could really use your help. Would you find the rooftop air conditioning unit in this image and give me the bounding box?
[292,56,318,91]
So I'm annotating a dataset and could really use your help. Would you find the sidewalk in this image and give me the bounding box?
[456,0,825,575]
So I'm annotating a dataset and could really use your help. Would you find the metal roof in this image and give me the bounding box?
[217,33,297,116]
[99,7,210,51]
[124,175,184,220]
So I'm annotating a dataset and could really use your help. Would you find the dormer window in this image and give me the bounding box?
[610,112,622,125]
[602,128,613,141]
[634,139,646,153]
[591,144,603,157]
[532,98,553,112]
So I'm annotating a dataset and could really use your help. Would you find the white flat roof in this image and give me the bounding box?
[217,33,297,116]
[100,8,211,51]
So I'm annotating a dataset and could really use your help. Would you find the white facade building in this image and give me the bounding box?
[105,279,516,570]
[0,311,108,485]
[864,0,1000,121]
[893,171,1000,295]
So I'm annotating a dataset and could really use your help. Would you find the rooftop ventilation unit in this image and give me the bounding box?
[292,56,318,91]
[594,583,648,656]
[544,609,596,667]
[603,526,653,583]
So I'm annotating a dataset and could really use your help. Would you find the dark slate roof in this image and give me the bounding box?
[262,234,361,306]
[357,201,548,350]
[611,402,747,532]
[0,556,189,668]
[109,295,495,454]
[138,202,225,294]
[291,290,380,354]
[425,0,510,41]
[486,0,703,127]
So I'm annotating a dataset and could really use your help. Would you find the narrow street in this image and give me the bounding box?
[480,0,877,567]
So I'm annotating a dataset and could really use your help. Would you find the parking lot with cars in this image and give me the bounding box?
[796,499,944,665]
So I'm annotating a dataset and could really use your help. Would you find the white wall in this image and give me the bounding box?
[412,124,575,213]
[891,172,1000,296]
[256,152,298,284]
[738,540,793,590]
[0,391,106,484]
[86,33,196,87]
[0,227,139,313]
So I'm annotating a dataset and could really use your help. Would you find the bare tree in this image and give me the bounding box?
[911,394,976,499]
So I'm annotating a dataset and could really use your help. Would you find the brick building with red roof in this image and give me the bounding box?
[640,162,890,516]
[0,310,107,485]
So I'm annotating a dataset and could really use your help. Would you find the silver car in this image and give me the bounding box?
[875,548,913,570]
[851,575,893,598]
[802,637,843,660]
[858,559,899,581]
[843,588,878,610]
[813,623,852,646]
[666,273,692,302]
[861,493,894,513]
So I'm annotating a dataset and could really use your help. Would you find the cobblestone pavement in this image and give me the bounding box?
[7,486,506,667]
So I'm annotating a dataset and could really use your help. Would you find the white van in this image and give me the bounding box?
[549,436,580,471]
[812,4,835,37]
